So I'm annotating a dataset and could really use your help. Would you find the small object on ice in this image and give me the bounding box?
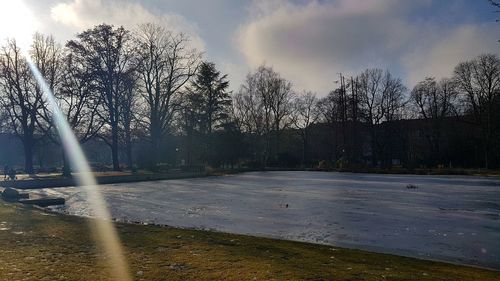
[406,184,419,189]
[285,204,289,208]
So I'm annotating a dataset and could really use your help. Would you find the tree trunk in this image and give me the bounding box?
[149,111,163,168]
[111,123,120,171]
[370,127,378,167]
[125,128,133,170]
[150,123,161,169]
[275,120,280,163]
[483,137,490,170]
[301,130,308,167]
[23,139,35,174]
[61,149,71,177]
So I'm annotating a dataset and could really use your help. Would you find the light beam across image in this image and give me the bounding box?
[1,1,131,280]
[25,56,132,281]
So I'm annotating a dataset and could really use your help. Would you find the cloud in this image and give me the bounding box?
[237,0,498,94]
[402,24,498,85]
[50,0,205,51]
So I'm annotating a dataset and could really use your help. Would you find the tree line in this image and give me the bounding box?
[0,23,499,174]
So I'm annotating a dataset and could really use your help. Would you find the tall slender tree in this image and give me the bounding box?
[411,77,458,165]
[187,61,230,164]
[454,54,500,168]
[0,35,61,174]
[189,61,231,135]
[134,23,200,167]
[67,24,134,170]
[357,69,406,166]
[234,65,294,166]
[292,92,320,166]
[51,42,103,175]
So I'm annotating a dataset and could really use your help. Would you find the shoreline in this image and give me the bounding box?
[0,171,208,189]
[47,204,500,272]
[27,170,500,271]
[1,167,500,189]
[1,201,496,280]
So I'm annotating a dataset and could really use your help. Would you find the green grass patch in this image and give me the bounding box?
[0,202,498,280]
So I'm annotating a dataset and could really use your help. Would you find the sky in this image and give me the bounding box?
[0,0,498,96]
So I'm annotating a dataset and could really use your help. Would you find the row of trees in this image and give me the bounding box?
[0,23,217,173]
[233,55,500,169]
[0,22,499,173]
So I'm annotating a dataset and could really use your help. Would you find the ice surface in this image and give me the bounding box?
[31,171,500,269]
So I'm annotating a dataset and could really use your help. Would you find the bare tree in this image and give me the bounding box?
[454,54,500,168]
[411,78,458,120]
[357,69,384,166]
[34,36,104,175]
[233,73,266,165]
[269,71,294,159]
[233,65,294,166]
[67,24,134,170]
[357,69,406,166]
[233,71,266,135]
[134,23,200,167]
[317,75,362,164]
[254,65,294,163]
[292,92,320,166]
[119,71,138,170]
[381,71,407,122]
[410,77,458,165]
[32,33,64,159]
[0,36,61,174]
[57,51,103,143]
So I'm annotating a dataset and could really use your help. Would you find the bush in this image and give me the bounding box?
[317,160,333,171]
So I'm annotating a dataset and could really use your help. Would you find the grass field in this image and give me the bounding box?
[0,201,498,280]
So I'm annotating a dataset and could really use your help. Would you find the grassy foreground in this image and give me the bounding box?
[0,202,498,281]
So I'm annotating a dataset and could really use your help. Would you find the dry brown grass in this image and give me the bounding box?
[0,202,498,280]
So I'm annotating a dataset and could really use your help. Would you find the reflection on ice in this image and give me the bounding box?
[33,171,500,269]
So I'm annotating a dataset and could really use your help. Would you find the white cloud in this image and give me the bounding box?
[402,24,498,85]
[50,0,205,51]
[237,0,498,94]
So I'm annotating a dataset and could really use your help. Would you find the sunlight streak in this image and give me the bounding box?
[0,0,39,50]
[2,2,132,278]
[25,57,132,281]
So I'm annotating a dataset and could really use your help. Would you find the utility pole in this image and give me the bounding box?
[350,76,359,163]
[339,73,347,160]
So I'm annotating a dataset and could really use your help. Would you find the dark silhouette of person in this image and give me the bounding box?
[7,168,16,181]
[3,165,8,180]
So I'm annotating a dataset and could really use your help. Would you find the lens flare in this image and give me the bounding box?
[0,1,38,50]
[26,58,132,281]
[7,2,131,279]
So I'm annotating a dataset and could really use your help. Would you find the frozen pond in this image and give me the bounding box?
[32,171,500,269]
